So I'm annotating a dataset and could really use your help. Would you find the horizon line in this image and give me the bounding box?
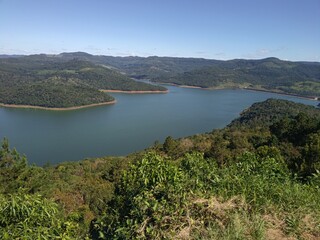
[1,51,319,63]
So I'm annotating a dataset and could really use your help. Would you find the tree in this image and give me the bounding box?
[92,152,185,239]
[0,193,78,239]
[163,136,179,156]
[0,138,27,193]
[302,132,320,176]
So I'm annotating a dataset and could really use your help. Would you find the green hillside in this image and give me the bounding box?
[56,52,219,80]
[0,56,166,108]
[1,99,319,239]
[157,58,320,98]
[50,53,320,99]
[229,98,320,128]
[3,53,319,101]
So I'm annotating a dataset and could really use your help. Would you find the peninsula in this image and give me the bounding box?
[0,54,167,110]
[0,100,116,111]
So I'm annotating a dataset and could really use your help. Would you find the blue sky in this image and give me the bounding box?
[0,0,319,61]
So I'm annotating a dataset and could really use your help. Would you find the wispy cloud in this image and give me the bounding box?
[243,46,288,59]
[193,51,225,59]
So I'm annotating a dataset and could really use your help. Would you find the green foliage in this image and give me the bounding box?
[229,98,320,128]
[0,56,166,108]
[162,136,179,156]
[270,112,320,177]
[0,193,78,239]
[0,138,28,193]
[159,57,320,97]
[0,99,319,239]
[94,151,320,239]
[0,139,131,238]
[303,132,320,176]
[20,156,130,232]
[180,152,218,191]
[94,152,185,239]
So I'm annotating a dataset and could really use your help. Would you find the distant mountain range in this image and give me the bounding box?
[159,57,320,98]
[0,52,319,108]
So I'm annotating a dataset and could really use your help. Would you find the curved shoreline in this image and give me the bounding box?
[156,82,319,101]
[100,89,169,94]
[0,100,117,111]
[0,88,168,111]
[240,87,319,101]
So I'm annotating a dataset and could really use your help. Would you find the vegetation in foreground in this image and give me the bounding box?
[0,99,319,239]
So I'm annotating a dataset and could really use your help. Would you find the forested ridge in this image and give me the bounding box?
[2,52,319,107]
[0,55,166,108]
[54,53,320,98]
[155,58,320,98]
[1,99,319,239]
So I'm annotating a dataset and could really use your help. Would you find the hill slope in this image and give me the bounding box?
[229,98,320,128]
[52,53,320,99]
[4,52,320,99]
[0,56,166,108]
[156,57,320,98]
[56,52,219,79]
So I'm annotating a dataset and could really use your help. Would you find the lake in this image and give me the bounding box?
[0,85,318,166]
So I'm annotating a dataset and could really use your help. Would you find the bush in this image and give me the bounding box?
[0,193,78,239]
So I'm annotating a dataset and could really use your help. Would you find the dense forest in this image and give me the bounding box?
[0,55,166,108]
[45,53,320,99]
[1,99,319,239]
[2,52,319,107]
[53,52,220,80]
[155,58,320,98]
[51,52,320,98]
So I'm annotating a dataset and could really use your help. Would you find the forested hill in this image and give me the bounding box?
[56,52,219,79]
[48,53,320,99]
[1,99,319,239]
[229,98,320,128]
[3,52,320,99]
[0,55,166,108]
[156,57,320,98]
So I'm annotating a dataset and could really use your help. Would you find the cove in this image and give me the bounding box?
[0,85,318,166]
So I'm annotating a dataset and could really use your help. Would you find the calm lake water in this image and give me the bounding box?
[0,85,318,165]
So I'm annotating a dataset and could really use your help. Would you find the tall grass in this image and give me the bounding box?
[94,151,320,239]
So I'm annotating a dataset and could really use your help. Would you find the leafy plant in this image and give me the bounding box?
[0,193,78,239]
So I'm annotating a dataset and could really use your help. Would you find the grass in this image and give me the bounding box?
[94,152,320,239]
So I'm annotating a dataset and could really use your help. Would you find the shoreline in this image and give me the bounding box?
[0,85,317,111]
[0,88,169,111]
[100,89,169,94]
[0,100,117,111]
[156,82,319,101]
[156,82,203,89]
[240,87,319,101]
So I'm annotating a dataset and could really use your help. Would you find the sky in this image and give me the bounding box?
[0,0,319,61]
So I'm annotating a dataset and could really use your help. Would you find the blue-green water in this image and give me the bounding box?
[0,86,318,165]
